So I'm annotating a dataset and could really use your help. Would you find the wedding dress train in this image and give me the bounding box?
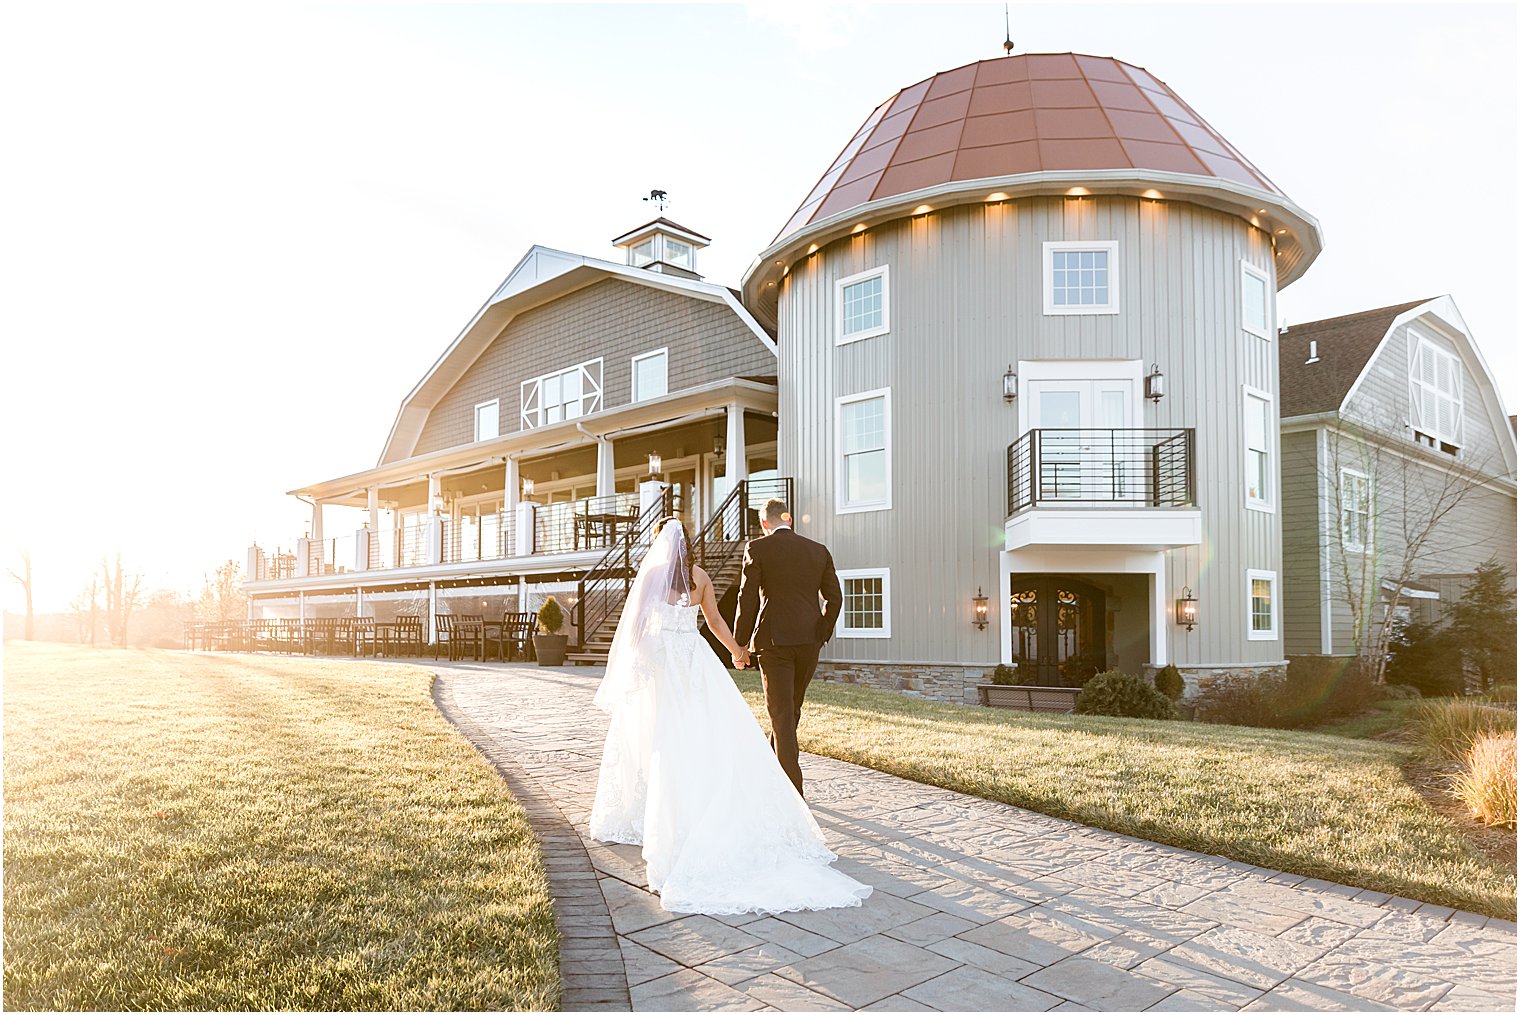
[589,598,871,915]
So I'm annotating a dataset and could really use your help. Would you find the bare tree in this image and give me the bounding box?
[69,576,100,646]
[196,559,247,623]
[1322,415,1495,684]
[99,551,144,647]
[7,548,34,640]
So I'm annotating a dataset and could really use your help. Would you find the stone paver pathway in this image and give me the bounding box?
[432,663,1516,1012]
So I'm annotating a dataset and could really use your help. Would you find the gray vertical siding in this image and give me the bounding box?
[1280,428,1325,656]
[777,195,1284,668]
[413,278,775,456]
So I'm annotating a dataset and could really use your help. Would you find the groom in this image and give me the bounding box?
[733,498,843,797]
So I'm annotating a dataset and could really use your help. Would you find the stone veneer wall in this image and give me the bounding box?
[817,661,1289,706]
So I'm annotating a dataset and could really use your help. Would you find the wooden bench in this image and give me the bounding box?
[978,684,1081,713]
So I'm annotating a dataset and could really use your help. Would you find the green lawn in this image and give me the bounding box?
[731,671,1516,919]
[2,643,559,1012]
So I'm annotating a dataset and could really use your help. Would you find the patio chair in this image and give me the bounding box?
[456,614,485,662]
[433,614,458,660]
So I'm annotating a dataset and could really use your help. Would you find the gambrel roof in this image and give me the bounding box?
[1279,295,1516,477]
[378,246,776,466]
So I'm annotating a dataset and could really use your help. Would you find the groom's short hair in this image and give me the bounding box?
[762,498,788,525]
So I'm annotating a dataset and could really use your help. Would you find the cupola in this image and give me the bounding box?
[611,217,711,280]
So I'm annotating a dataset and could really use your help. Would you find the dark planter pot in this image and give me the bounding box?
[533,633,568,667]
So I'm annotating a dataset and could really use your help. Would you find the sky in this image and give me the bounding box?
[2,0,1517,614]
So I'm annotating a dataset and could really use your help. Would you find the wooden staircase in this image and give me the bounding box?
[566,479,792,667]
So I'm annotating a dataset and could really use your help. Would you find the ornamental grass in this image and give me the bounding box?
[1450,730,1518,829]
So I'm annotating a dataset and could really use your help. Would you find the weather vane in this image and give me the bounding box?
[1002,4,1015,56]
[644,189,669,212]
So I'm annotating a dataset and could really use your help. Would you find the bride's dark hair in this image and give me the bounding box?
[654,516,695,595]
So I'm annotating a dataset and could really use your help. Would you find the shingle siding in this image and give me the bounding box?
[412,278,774,455]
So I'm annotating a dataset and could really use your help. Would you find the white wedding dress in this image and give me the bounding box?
[588,525,871,916]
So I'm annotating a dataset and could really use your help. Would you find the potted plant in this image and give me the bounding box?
[533,596,569,667]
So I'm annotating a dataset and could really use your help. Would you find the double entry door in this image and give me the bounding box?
[1025,378,1136,503]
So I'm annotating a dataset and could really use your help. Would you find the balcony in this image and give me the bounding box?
[1004,428,1201,552]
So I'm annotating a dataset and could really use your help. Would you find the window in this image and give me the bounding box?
[630,240,654,266]
[632,349,668,402]
[1340,468,1371,553]
[1043,240,1119,315]
[1409,333,1464,452]
[835,266,889,343]
[1243,387,1273,511]
[664,238,693,269]
[520,359,604,429]
[1241,262,1270,339]
[1247,569,1278,640]
[835,388,891,513]
[473,399,499,442]
[838,568,891,638]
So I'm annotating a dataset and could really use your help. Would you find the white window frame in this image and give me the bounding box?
[835,265,891,345]
[1339,466,1372,554]
[1243,385,1275,513]
[1246,569,1279,641]
[834,387,892,515]
[520,358,604,430]
[837,567,892,638]
[1240,261,1272,340]
[631,348,668,403]
[473,399,499,443]
[1408,331,1464,451]
[1043,240,1120,316]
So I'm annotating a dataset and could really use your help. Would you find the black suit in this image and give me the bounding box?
[733,527,843,795]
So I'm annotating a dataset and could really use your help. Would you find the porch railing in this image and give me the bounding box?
[693,477,794,582]
[575,488,674,648]
[1006,428,1196,515]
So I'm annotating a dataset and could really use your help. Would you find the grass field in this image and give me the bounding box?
[731,671,1516,919]
[2,642,559,1012]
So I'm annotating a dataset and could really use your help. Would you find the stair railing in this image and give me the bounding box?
[692,477,794,592]
[575,487,674,648]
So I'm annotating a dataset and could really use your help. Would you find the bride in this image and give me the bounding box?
[588,517,872,916]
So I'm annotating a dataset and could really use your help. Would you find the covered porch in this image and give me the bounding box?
[246,377,778,588]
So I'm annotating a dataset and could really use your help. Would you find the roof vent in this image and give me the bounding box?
[1305,340,1320,365]
[611,217,710,281]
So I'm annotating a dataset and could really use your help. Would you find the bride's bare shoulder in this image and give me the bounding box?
[691,564,711,590]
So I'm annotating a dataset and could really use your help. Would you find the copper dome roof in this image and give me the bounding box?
[776,54,1286,242]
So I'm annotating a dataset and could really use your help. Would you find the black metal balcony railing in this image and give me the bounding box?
[1006,428,1196,515]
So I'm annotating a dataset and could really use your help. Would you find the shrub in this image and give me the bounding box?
[1195,673,1287,728]
[1385,619,1463,698]
[1486,684,1518,705]
[1075,670,1176,720]
[1449,730,1517,828]
[989,663,1021,686]
[1446,559,1518,695]
[1381,683,1422,700]
[1153,664,1184,701]
[1407,699,1518,759]
[536,596,564,635]
[1277,656,1380,728]
[1060,650,1103,687]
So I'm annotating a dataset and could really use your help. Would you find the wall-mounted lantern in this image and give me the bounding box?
[1145,363,1166,402]
[647,451,663,476]
[1175,586,1198,631]
[973,587,990,630]
[1002,365,1018,402]
[713,436,725,457]
[521,476,535,497]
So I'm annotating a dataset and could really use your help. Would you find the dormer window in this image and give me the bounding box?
[611,218,710,278]
[1409,332,1464,454]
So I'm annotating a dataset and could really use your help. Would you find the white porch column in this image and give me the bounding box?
[311,500,325,544]
[640,479,671,517]
[725,402,747,487]
[516,501,536,555]
[505,457,520,513]
[428,581,438,645]
[1150,552,1170,668]
[426,473,444,566]
[596,437,616,499]
[298,590,307,624]
[367,487,380,531]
